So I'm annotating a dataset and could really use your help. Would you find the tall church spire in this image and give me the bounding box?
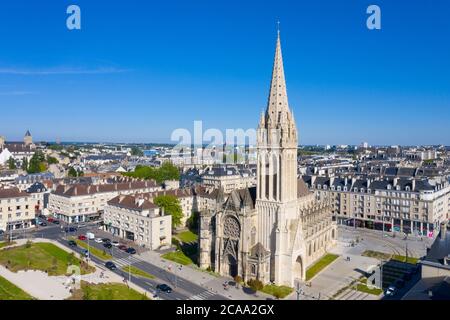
[265,29,293,128]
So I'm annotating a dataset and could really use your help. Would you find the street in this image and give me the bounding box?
[17,222,228,301]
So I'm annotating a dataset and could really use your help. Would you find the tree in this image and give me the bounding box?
[68,167,78,177]
[122,162,180,184]
[27,150,46,173]
[153,195,183,228]
[130,146,144,157]
[46,155,59,164]
[187,211,199,231]
[247,278,264,292]
[21,158,28,171]
[7,157,16,170]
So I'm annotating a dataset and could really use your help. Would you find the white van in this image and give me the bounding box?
[86,232,95,240]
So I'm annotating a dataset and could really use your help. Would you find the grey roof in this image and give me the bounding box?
[26,182,47,193]
[423,228,450,268]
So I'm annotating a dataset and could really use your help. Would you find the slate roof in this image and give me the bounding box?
[26,182,47,194]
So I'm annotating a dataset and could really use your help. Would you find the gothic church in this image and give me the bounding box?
[199,32,337,287]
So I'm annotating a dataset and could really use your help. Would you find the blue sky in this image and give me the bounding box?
[0,0,449,145]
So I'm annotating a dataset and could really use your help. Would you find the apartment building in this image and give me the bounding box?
[201,166,256,194]
[303,175,450,238]
[104,194,171,250]
[48,180,162,223]
[0,187,37,231]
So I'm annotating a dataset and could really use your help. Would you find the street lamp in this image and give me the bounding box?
[128,254,131,285]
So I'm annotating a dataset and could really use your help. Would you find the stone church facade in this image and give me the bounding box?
[199,32,337,287]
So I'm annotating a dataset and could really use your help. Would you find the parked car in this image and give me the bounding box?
[103,242,112,249]
[47,217,55,223]
[118,244,128,251]
[65,227,77,232]
[105,261,117,270]
[82,249,89,257]
[38,221,47,226]
[126,247,136,254]
[156,284,172,293]
[102,238,111,243]
[78,235,87,241]
[0,230,4,235]
[68,240,77,247]
[385,286,397,296]
[52,220,60,225]
[111,241,119,247]
[86,232,95,240]
[77,224,86,228]
[94,238,103,243]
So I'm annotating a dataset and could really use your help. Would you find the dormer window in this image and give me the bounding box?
[343,187,347,191]
[360,188,364,193]
[405,186,410,191]
[354,188,358,192]
[396,185,401,191]
[387,184,392,190]
[337,186,341,191]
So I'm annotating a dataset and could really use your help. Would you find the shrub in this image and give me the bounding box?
[247,278,264,291]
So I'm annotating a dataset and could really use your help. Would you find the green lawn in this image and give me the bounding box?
[74,239,112,260]
[0,275,34,300]
[161,250,194,265]
[355,278,383,295]
[261,284,293,299]
[306,253,339,281]
[361,250,391,260]
[175,230,198,243]
[121,266,155,279]
[0,241,16,249]
[392,255,419,265]
[362,250,419,264]
[69,281,149,300]
[0,242,95,276]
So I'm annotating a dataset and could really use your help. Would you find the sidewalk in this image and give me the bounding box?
[286,242,380,300]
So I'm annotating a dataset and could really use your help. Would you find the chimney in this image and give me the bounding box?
[393,177,399,186]
[412,179,416,191]
[74,187,78,195]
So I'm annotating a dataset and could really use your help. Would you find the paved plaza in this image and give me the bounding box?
[287,226,431,300]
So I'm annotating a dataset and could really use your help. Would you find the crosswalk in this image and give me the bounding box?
[113,255,143,268]
[188,290,217,300]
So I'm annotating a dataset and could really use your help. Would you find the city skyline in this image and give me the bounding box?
[1,0,449,145]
